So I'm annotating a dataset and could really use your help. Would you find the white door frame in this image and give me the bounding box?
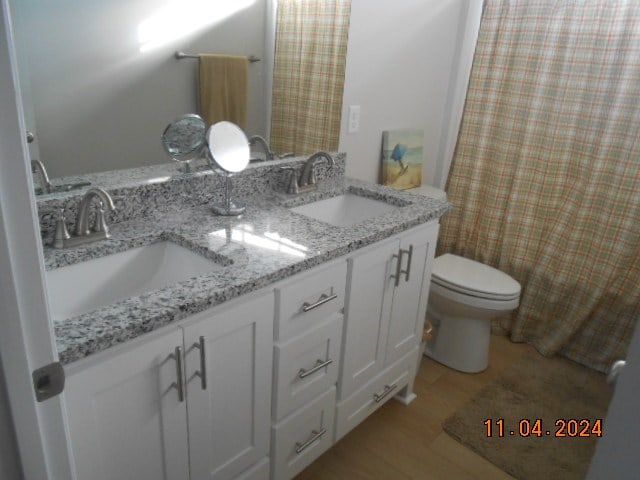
[0,2,74,479]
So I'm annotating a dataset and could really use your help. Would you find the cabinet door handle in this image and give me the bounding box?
[298,358,333,379]
[192,336,207,390]
[295,428,327,454]
[301,293,338,312]
[391,251,403,287]
[373,383,398,403]
[399,245,413,283]
[172,346,184,402]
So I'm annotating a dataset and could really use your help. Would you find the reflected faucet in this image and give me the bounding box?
[249,135,275,161]
[31,159,52,194]
[53,187,117,248]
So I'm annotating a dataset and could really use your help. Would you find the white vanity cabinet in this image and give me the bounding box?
[63,219,441,480]
[64,291,274,480]
[182,294,273,480]
[65,329,190,480]
[336,221,439,440]
[271,260,346,479]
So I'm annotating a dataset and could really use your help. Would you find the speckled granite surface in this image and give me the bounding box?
[36,154,346,244]
[40,163,450,365]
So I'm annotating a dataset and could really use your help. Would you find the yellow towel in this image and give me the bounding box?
[198,54,248,129]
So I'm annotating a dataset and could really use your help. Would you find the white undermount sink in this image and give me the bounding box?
[290,193,400,227]
[46,241,223,321]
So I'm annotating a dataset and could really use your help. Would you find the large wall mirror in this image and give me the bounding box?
[10,0,279,180]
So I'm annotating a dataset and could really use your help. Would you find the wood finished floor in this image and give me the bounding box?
[295,335,533,480]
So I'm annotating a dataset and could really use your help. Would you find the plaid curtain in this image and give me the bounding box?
[439,0,640,372]
[270,0,351,155]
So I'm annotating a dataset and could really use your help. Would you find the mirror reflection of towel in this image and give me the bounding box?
[198,54,248,129]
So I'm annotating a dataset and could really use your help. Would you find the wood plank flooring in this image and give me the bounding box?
[295,335,533,480]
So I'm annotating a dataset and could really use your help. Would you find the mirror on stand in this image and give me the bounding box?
[206,121,250,216]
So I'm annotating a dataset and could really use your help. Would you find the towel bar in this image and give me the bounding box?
[174,51,260,63]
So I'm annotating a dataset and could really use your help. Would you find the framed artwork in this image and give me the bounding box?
[381,129,423,189]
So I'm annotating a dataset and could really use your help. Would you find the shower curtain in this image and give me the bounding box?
[439,0,640,372]
[270,0,351,156]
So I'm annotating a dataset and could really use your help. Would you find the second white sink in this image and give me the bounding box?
[46,241,224,321]
[290,193,400,227]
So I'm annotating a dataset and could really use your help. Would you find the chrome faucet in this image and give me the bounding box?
[52,187,116,249]
[280,151,336,194]
[249,135,275,161]
[300,151,335,187]
[31,159,52,194]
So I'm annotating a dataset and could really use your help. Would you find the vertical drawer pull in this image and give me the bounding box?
[390,251,403,287]
[298,358,333,379]
[373,383,398,403]
[399,245,413,282]
[295,428,327,454]
[172,346,184,402]
[192,336,207,390]
[301,293,338,312]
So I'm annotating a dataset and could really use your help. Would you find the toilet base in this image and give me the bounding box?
[424,311,490,373]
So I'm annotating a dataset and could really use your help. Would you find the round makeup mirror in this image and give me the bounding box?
[161,114,207,172]
[207,121,250,173]
[206,121,250,216]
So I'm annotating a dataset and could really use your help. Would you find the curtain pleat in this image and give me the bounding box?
[439,0,640,372]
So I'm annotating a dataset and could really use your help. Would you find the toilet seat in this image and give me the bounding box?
[431,253,520,301]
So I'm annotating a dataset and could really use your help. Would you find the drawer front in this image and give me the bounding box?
[271,387,336,480]
[275,260,347,341]
[273,314,343,421]
[234,458,269,480]
[335,347,419,441]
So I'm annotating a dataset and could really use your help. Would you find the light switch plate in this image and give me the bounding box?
[348,105,360,133]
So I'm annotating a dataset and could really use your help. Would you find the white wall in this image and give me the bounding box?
[11,0,267,178]
[339,0,481,188]
[0,359,23,480]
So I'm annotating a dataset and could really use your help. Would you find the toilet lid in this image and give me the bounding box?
[431,254,521,301]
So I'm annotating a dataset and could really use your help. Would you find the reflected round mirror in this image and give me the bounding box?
[161,114,207,162]
[207,121,250,173]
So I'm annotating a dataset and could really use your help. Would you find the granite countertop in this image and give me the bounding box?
[46,176,450,365]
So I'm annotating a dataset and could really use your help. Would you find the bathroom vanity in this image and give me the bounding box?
[37,155,449,480]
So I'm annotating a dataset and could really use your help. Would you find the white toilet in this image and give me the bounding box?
[424,253,521,373]
[408,184,520,373]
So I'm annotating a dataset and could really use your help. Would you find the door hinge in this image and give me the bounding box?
[32,362,65,402]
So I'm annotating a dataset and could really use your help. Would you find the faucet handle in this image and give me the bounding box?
[92,200,110,235]
[280,166,299,194]
[52,208,71,249]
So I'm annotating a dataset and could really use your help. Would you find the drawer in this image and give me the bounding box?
[275,259,347,341]
[335,347,419,441]
[235,458,269,480]
[273,314,343,421]
[271,387,336,480]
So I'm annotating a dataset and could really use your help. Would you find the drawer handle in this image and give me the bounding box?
[171,346,184,402]
[298,358,333,379]
[295,428,327,454]
[373,383,398,403]
[301,293,338,312]
[192,336,207,390]
[390,251,402,287]
[399,245,413,282]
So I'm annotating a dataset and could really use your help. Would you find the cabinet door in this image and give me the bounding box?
[65,329,189,480]
[184,293,274,480]
[339,239,398,400]
[386,223,439,366]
